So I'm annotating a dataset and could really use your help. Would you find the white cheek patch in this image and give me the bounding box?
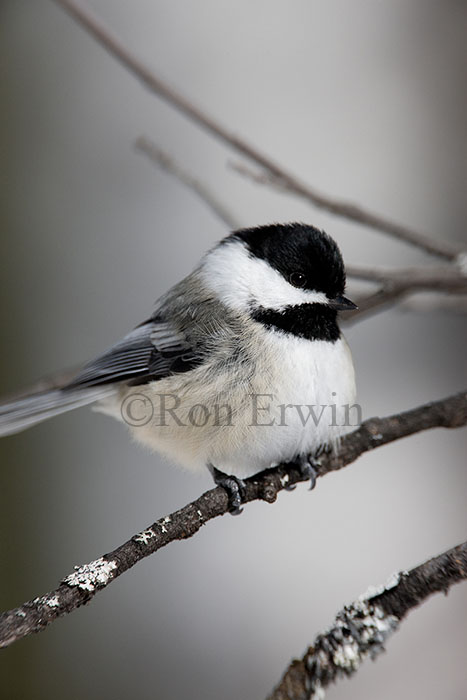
[201,241,328,311]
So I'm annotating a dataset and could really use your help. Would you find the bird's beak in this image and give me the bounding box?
[328,295,358,311]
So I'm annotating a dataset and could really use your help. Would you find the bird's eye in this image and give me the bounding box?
[289,272,307,288]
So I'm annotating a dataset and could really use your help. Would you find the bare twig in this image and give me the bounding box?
[268,542,467,700]
[52,0,464,261]
[345,287,408,322]
[347,264,467,289]
[344,264,467,322]
[135,136,241,230]
[399,294,467,314]
[1,391,466,649]
[228,163,465,262]
[134,134,467,322]
[133,131,467,325]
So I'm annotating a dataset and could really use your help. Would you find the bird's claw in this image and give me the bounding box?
[220,475,246,514]
[300,457,318,490]
[208,465,246,515]
[285,454,320,491]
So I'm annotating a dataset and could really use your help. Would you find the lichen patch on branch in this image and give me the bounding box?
[1,392,465,652]
[134,528,156,545]
[304,598,399,699]
[63,557,117,592]
[269,542,467,699]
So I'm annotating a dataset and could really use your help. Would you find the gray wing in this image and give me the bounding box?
[67,318,202,389]
[0,318,201,437]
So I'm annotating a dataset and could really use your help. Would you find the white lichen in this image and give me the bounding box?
[160,516,172,533]
[333,641,360,670]
[135,528,156,544]
[63,557,117,592]
[28,593,62,610]
[45,595,60,608]
[384,570,406,590]
[361,582,385,599]
[311,682,325,700]
[361,569,407,600]
[304,597,399,697]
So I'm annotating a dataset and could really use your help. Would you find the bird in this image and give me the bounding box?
[0,223,357,512]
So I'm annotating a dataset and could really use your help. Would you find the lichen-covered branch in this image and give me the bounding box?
[268,542,467,700]
[52,0,463,261]
[1,391,465,649]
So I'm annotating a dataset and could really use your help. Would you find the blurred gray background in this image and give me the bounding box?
[0,1,466,698]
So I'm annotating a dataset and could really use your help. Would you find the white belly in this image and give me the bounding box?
[99,333,356,478]
[213,334,357,476]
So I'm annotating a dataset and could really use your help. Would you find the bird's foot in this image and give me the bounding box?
[207,465,246,515]
[285,453,321,491]
[313,443,332,459]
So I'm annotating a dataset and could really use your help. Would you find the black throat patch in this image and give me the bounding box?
[252,303,341,342]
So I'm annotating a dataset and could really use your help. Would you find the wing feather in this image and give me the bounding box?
[67,319,201,389]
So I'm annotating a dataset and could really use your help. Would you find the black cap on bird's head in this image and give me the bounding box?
[231,223,357,311]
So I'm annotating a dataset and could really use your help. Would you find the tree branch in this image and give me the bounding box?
[135,136,241,230]
[268,541,467,700]
[399,294,467,314]
[52,0,464,262]
[345,287,409,322]
[344,264,467,322]
[132,126,467,325]
[132,132,467,325]
[347,264,467,290]
[228,163,465,262]
[133,133,467,326]
[1,391,465,649]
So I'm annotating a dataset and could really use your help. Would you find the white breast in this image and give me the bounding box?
[214,332,357,476]
[106,328,356,479]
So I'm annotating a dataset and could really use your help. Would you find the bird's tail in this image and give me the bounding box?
[0,386,116,437]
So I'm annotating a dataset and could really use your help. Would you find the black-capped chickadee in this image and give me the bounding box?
[0,223,357,512]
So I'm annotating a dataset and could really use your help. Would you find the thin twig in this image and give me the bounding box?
[1,391,466,649]
[133,132,467,324]
[134,134,467,321]
[229,163,465,262]
[344,264,467,322]
[135,136,241,230]
[347,264,467,288]
[399,294,467,314]
[52,0,464,261]
[268,541,467,700]
[345,287,408,322]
